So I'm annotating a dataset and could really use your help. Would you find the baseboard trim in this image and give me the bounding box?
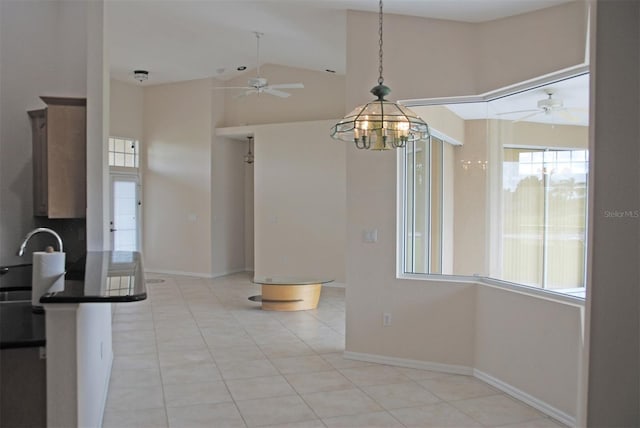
[98,351,113,428]
[343,351,473,375]
[324,281,346,288]
[343,351,574,426]
[473,369,575,427]
[212,269,248,278]
[145,269,213,278]
[145,268,252,279]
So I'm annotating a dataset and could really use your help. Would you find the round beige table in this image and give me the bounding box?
[249,277,333,311]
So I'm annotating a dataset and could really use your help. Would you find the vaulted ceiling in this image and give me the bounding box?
[107,0,571,85]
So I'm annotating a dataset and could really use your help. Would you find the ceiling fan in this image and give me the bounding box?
[217,32,304,98]
[497,89,584,123]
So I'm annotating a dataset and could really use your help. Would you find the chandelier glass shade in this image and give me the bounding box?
[330,0,429,150]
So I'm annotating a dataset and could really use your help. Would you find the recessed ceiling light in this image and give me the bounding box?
[325,69,336,73]
[237,66,247,71]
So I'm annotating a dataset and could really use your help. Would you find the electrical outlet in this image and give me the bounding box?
[383,313,392,326]
[363,229,378,243]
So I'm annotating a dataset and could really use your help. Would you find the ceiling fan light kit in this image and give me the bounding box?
[330,0,429,150]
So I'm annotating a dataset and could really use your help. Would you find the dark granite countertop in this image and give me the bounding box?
[41,251,146,303]
[0,301,46,349]
[0,251,146,349]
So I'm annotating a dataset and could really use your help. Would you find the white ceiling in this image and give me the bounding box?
[443,73,589,126]
[106,0,572,85]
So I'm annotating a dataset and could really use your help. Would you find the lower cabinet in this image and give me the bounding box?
[0,347,46,427]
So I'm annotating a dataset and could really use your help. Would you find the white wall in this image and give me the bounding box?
[253,120,346,282]
[143,79,213,276]
[344,3,589,421]
[0,0,87,265]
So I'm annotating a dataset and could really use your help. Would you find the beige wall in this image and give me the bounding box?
[345,2,589,421]
[0,0,88,265]
[223,64,345,127]
[143,79,213,275]
[253,120,346,282]
[109,80,144,142]
[586,1,640,425]
[211,135,247,276]
[476,1,588,94]
[475,287,582,418]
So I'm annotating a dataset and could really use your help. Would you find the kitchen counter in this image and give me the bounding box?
[41,251,146,303]
[0,251,146,350]
[0,301,45,349]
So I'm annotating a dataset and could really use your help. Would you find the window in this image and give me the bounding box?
[400,132,452,275]
[397,72,589,298]
[502,147,588,289]
[108,137,139,168]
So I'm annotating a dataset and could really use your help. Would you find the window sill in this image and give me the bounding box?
[396,273,585,307]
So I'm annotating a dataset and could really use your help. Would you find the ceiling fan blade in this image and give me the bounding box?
[213,86,253,90]
[496,109,539,116]
[235,89,258,99]
[513,111,542,123]
[263,88,291,98]
[556,109,581,123]
[267,83,304,89]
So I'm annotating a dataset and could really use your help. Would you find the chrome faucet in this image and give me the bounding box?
[17,227,64,256]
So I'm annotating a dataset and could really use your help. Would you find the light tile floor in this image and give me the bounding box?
[104,272,565,428]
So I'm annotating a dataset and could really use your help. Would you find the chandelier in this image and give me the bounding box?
[244,136,254,164]
[330,0,430,150]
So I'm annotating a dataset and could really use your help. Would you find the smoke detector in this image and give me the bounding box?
[134,70,149,83]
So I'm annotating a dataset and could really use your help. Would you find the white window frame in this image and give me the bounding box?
[396,128,461,278]
[394,65,590,303]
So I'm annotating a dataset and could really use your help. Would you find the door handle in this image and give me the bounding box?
[110,228,117,232]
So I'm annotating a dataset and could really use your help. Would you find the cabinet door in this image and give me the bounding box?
[46,103,86,218]
[28,109,48,216]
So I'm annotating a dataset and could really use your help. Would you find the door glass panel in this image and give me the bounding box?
[113,180,138,251]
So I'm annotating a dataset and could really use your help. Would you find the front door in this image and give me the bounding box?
[110,175,141,251]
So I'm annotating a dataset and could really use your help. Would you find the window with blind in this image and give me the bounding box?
[502,147,588,289]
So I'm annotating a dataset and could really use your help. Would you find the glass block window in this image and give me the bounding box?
[109,137,139,168]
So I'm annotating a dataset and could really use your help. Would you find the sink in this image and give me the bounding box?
[0,290,31,302]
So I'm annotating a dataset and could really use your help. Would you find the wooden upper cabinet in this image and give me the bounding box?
[28,97,86,218]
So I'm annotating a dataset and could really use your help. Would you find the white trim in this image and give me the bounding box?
[430,128,463,147]
[323,281,346,288]
[97,351,113,428]
[400,65,589,107]
[144,268,213,279]
[343,351,473,376]
[473,369,576,427]
[145,268,252,279]
[212,268,248,278]
[343,351,575,426]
